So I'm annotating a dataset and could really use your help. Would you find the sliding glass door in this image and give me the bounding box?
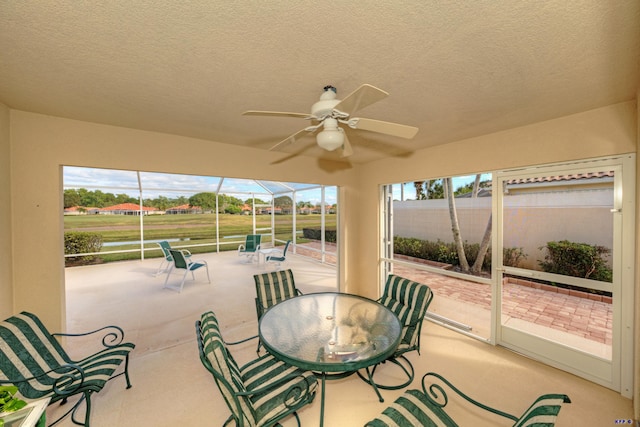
[381,155,635,396]
[496,156,635,396]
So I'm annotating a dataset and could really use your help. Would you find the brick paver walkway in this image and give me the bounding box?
[393,264,613,345]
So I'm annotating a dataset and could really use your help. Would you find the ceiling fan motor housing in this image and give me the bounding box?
[311,87,341,119]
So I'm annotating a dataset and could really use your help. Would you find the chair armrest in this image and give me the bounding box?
[225,335,259,346]
[420,372,519,423]
[0,364,86,399]
[52,325,127,349]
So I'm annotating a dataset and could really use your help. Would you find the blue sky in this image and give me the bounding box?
[394,173,493,200]
[63,166,337,205]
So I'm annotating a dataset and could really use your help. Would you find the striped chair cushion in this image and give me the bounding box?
[241,353,318,427]
[513,394,571,427]
[199,312,255,425]
[0,312,134,402]
[253,269,299,314]
[380,275,433,351]
[366,389,571,427]
[198,311,318,427]
[365,389,457,427]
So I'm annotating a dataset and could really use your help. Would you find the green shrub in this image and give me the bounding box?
[64,231,103,266]
[393,236,493,271]
[302,227,337,243]
[503,247,527,268]
[538,240,612,282]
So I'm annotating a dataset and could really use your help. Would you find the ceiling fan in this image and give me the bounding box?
[242,84,419,158]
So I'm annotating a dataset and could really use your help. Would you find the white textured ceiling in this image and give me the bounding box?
[1,1,639,164]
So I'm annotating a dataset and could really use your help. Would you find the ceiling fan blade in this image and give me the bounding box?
[350,117,418,139]
[340,131,353,158]
[269,127,318,151]
[333,84,389,116]
[243,110,310,119]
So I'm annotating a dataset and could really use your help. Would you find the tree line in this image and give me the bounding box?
[64,188,325,214]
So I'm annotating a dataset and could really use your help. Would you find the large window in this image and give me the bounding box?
[63,166,338,266]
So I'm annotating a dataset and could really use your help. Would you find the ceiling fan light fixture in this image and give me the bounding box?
[316,128,344,151]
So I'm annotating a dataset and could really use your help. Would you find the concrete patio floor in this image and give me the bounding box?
[48,249,630,426]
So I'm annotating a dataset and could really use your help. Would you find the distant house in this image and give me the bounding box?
[99,203,159,216]
[241,203,252,215]
[165,204,202,214]
[64,206,100,215]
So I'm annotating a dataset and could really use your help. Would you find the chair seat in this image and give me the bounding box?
[366,389,456,427]
[241,354,318,426]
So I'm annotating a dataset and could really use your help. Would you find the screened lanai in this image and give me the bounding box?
[62,166,338,265]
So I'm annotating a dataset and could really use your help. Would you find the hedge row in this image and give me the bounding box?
[302,227,337,243]
[393,236,493,270]
[64,231,103,266]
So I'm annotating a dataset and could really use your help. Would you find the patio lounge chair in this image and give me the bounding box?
[238,234,261,262]
[366,372,570,427]
[155,240,191,276]
[163,249,210,293]
[0,311,134,427]
[265,240,291,267]
[253,269,303,352]
[358,274,433,390]
[196,310,318,427]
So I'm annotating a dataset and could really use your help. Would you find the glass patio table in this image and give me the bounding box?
[259,292,402,427]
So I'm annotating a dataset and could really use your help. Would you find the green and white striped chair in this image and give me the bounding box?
[366,372,570,427]
[253,269,302,320]
[0,311,135,427]
[253,269,302,353]
[359,274,434,390]
[196,310,318,427]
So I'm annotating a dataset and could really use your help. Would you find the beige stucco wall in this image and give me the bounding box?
[4,99,639,414]
[0,102,11,317]
[7,111,358,329]
[353,101,638,299]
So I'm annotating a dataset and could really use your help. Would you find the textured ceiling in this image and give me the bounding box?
[1,1,639,164]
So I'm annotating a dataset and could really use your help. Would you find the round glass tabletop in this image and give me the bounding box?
[259,292,402,372]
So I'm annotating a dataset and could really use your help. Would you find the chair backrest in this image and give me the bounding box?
[513,394,571,427]
[253,269,299,319]
[158,240,172,260]
[281,240,291,255]
[266,240,291,263]
[0,312,71,399]
[197,311,256,426]
[169,249,189,269]
[380,274,433,352]
[245,235,261,252]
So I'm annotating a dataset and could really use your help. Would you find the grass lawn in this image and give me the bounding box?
[64,213,336,264]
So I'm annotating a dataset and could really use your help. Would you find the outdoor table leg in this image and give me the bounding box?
[319,372,326,427]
